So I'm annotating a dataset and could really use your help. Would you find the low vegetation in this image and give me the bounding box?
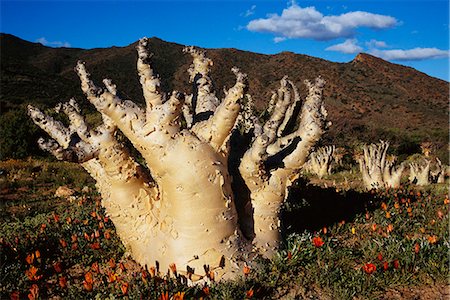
[1,158,448,299]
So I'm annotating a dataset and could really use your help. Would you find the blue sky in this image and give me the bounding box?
[1,0,449,80]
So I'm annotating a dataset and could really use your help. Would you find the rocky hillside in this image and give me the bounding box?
[1,33,448,160]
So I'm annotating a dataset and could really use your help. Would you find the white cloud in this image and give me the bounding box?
[242,5,256,17]
[36,37,71,48]
[274,37,287,43]
[246,4,398,41]
[369,47,449,61]
[326,39,362,54]
[365,39,388,48]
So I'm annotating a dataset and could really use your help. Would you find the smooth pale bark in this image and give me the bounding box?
[29,38,327,282]
[304,145,335,179]
[358,141,404,190]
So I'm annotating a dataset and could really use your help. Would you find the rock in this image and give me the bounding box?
[55,186,75,198]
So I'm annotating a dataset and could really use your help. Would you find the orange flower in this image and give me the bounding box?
[99,221,104,229]
[371,224,377,232]
[287,251,292,260]
[387,224,394,233]
[246,288,254,299]
[52,212,60,223]
[71,243,78,250]
[27,284,39,300]
[414,243,420,254]
[385,211,391,219]
[25,253,34,265]
[59,276,67,288]
[34,250,40,259]
[94,230,100,238]
[90,211,97,218]
[172,291,185,300]
[26,266,42,281]
[243,264,251,276]
[71,234,78,243]
[428,235,438,244]
[108,258,116,269]
[381,202,387,210]
[444,197,449,205]
[393,259,400,269]
[312,236,324,247]
[141,270,148,283]
[322,226,328,234]
[40,223,46,233]
[377,253,383,261]
[59,239,67,248]
[66,217,72,224]
[121,282,129,295]
[84,271,93,284]
[159,291,169,300]
[10,291,19,300]
[362,263,376,274]
[84,232,91,241]
[437,210,444,219]
[83,281,93,292]
[119,262,126,272]
[383,261,389,271]
[202,286,210,296]
[53,262,63,273]
[90,242,101,250]
[91,262,100,273]
[107,271,117,283]
[104,230,111,240]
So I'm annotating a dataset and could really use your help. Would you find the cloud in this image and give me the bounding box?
[365,39,388,48]
[274,37,287,43]
[36,37,71,48]
[369,47,449,61]
[246,4,398,41]
[326,39,362,54]
[242,5,256,17]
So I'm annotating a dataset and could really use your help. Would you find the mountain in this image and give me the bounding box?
[1,33,448,160]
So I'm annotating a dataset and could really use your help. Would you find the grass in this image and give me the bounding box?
[0,158,448,299]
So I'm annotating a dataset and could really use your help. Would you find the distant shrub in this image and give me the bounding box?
[0,107,42,160]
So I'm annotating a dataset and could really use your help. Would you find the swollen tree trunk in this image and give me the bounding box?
[304,145,335,179]
[28,38,327,282]
[358,141,404,190]
[409,160,431,186]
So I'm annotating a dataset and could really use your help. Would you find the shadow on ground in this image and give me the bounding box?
[281,178,380,234]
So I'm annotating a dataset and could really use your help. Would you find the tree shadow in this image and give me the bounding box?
[281,177,380,235]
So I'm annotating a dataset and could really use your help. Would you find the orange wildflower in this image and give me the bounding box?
[108,258,116,269]
[94,230,100,238]
[362,263,376,274]
[149,266,156,277]
[121,282,129,295]
[387,224,394,233]
[52,212,60,223]
[202,286,210,296]
[71,243,78,250]
[312,236,325,247]
[322,226,328,234]
[383,261,389,271]
[71,234,78,243]
[91,262,100,273]
[59,276,68,288]
[40,223,46,233]
[243,264,251,276]
[90,211,97,218]
[381,202,388,210]
[27,284,39,300]
[437,210,444,219]
[173,291,185,300]
[107,271,117,283]
[428,235,438,244]
[414,243,420,254]
[10,291,19,300]
[393,259,400,269]
[287,251,292,260]
[90,242,101,250]
[377,253,383,261]
[59,239,67,248]
[159,291,169,300]
[84,271,93,284]
[119,262,126,272]
[371,224,377,232]
[246,288,254,299]
[104,230,111,240]
[83,281,93,292]
[25,253,34,265]
[444,197,449,205]
[385,211,391,218]
[53,262,63,273]
[26,266,42,281]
